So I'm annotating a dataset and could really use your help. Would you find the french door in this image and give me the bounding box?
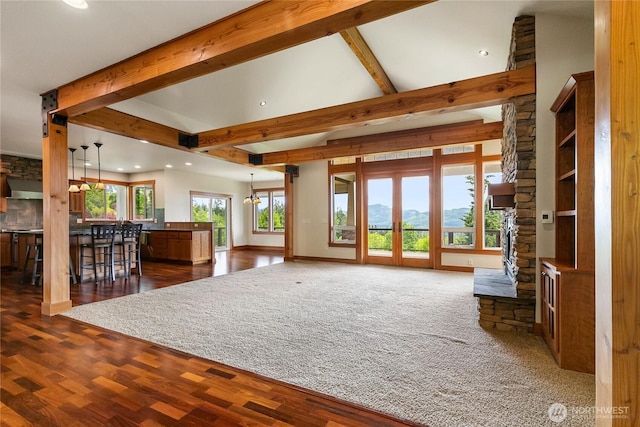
[365,172,431,268]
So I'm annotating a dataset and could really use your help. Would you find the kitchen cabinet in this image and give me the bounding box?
[68,181,84,213]
[145,230,211,264]
[0,233,12,267]
[0,174,8,213]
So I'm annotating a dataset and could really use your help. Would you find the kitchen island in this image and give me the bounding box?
[141,222,214,265]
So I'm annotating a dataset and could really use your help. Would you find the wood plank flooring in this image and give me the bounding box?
[1,250,419,426]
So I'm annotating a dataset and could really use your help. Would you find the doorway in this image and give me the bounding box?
[364,172,431,268]
[191,194,231,251]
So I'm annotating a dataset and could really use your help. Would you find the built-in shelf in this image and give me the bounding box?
[541,71,595,374]
[559,130,576,148]
[558,170,576,181]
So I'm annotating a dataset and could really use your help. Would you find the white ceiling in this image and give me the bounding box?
[0,0,593,183]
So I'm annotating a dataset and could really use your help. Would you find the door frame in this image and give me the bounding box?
[362,158,433,268]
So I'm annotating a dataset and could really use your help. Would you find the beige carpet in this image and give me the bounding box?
[64,261,595,426]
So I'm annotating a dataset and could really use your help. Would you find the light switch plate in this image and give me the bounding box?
[541,210,554,224]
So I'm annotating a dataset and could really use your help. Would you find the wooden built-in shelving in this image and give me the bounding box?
[540,71,595,374]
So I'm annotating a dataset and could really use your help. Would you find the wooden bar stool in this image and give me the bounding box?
[80,224,116,283]
[115,223,143,278]
[20,236,43,285]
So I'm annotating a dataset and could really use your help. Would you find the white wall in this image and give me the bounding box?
[129,170,166,209]
[536,13,594,319]
[163,168,254,247]
[294,161,355,260]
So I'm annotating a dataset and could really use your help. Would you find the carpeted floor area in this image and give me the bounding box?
[64,261,595,426]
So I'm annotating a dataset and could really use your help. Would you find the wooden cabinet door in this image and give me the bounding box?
[0,174,7,213]
[541,264,559,354]
[68,183,84,213]
[168,238,191,261]
[149,232,168,259]
[0,234,11,267]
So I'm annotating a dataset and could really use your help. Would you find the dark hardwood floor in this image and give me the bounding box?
[1,250,418,426]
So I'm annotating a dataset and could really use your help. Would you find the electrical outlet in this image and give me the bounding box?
[468,258,474,266]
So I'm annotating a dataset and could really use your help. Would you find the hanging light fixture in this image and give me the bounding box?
[93,142,105,190]
[243,173,262,204]
[68,148,80,193]
[79,145,91,191]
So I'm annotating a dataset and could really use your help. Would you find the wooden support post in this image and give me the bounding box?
[594,1,640,425]
[41,114,72,316]
[284,173,294,261]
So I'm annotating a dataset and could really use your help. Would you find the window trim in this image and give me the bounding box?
[328,168,357,247]
[130,180,155,222]
[80,178,155,223]
[252,187,285,234]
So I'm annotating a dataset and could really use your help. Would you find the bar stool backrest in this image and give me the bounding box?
[120,223,142,242]
[91,224,117,247]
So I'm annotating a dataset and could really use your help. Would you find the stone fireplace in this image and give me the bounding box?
[474,15,537,333]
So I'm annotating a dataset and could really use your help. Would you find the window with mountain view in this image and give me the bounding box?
[442,164,475,247]
[483,162,503,249]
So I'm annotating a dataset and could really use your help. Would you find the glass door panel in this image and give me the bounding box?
[211,198,229,250]
[365,173,431,268]
[367,178,393,260]
[401,176,430,260]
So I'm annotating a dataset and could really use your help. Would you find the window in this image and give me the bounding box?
[254,189,285,233]
[483,162,503,249]
[331,173,356,244]
[84,182,128,220]
[131,182,154,221]
[442,164,475,247]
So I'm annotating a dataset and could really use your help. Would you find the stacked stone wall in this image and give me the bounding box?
[502,15,537,301]
[478,15,536,333]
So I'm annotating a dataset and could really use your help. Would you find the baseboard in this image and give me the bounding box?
[438,265,474,273]
[293,255,357,264]
[533,322,543,336]
[231,245,284,252]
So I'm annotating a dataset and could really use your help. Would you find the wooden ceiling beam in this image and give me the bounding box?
[340,27,398,95]
[69,107,287,172]
[197,65,534,149]
[68,107,193,152]
[252,120,503,166]
[53,0,432,117]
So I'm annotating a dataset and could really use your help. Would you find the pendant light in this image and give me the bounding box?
[79,145,91,191]
[68,148,80,193]
[243,173,262,204]
[93,142,105,190]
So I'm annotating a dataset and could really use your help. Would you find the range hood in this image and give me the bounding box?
[6,177,43,199]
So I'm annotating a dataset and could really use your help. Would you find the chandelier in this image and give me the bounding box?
[243,173,262,204]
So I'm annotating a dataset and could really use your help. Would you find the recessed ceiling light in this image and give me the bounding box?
[166,164,173,168]
[84,162,91,167]
[134,165,141,169]
[185,162,192,166]
[117,167,124,171]
[479,49,489,57]
[62,0,88,9]
[259,100,267,107]
[140,140,149,144]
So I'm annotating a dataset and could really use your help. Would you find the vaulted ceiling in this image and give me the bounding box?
[0,0,593,182]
